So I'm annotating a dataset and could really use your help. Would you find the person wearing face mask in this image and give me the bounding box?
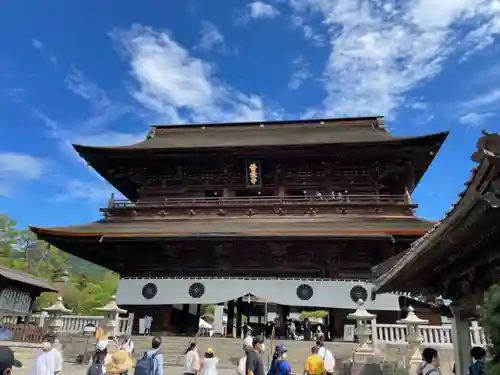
[31,336,63,375]
[246,336,265,375]
[0,346,22,375]
[266,345,291,375]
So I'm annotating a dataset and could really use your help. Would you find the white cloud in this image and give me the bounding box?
[248,1,280,19]
[0,153,45,196]
[32,39,44,51]
[288,57,310,90]
[52,179,115,204]
[462,88,500,110]
[111,25,269,123]
[288,0,500,118]
[31,38,57,66]
[32,109,144,160]
[195,22,226,51]
[458,112,495,127]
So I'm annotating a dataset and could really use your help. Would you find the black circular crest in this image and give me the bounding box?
[350,285,368,303]
[142,283,157,300]
[189,282,205,299]
[296,284,314,301]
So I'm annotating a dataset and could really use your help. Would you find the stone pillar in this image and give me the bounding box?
[347,299,380,375]
[94,295,127,339]
[450,305,471,375]
[398,306,429,374]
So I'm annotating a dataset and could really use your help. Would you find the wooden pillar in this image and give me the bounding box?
[182,304,190,334]
[450,305,472,375]
[226,300,235,337]
[236,298,243,339]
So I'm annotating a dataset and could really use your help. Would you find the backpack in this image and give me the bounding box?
[469,361,485,375]
[87,361,104,375]
[417,363,439,375]
[134,351,161,375]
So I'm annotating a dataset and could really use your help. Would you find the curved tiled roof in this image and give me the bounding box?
[372,133,500,294]
[0,265,57,292]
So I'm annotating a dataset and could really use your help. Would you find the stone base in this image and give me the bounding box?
[350,363,383,375]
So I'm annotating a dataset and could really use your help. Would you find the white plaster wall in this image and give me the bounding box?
[116,277,399,311]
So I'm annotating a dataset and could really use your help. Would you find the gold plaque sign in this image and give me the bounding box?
[245,162,262,187]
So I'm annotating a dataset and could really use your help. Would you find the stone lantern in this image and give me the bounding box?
[42,296,72,335]
[94,295,127,339]
[398,306,429,371]
[347,299,377,364]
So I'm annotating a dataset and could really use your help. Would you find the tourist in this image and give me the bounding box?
[290,321,296,340]
[246,336,265,375]
[184,342,201,375]
[304,346,324,375]
[417,348,442,375]
[269,345,280,370]
[134,336,164,375]
[316,339,335,375]
[200,348,218,375]
[120,335,135,355]
[88,340,111,375]
[242,322,249,338]
[0,346,22,374]
[31,335,63,375]
[144,315,153,336]
[106,348,134,374]
[266,344,291,375]
[237,346,252,375]
[468,346,486,375]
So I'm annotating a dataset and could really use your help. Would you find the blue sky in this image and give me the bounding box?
[0,0,499,229]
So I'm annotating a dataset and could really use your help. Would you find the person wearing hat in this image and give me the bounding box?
[106,348,134,374]
[87,340,111,375]
[267,345,291,375]
[0,346,22,374]
[200,348,218,375]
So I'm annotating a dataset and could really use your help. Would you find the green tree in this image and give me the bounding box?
[482,284,500,374]
[298,310,328,321]
[0,214,18,260]
[0,213,119,315]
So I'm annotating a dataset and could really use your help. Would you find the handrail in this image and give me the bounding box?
[106,194,409,209]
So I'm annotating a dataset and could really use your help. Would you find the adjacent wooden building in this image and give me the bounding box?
[371,132,500,374]
[30,116,447,336]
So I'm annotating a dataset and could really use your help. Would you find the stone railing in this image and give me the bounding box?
[373,321,487,348]
[27,313,134,336]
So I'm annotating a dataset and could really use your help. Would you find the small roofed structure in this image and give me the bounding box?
[0,264,57,321]
[371,131,500,375]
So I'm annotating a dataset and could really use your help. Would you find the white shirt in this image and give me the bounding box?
[31,348,63,375]
[184,350,200,374]
[201,357,219,375]
[318,346,335,373]
[237,356,247,375]
[121,339,135,354]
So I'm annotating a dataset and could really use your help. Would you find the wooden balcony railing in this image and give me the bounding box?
[108,194,410,209]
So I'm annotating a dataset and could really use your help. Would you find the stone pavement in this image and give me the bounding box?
[13,363,236,374]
